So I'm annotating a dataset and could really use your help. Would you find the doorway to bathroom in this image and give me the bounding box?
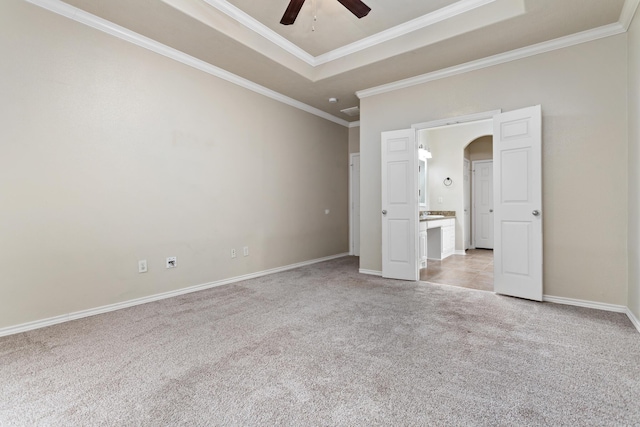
[381,106,543,300]
[418,129,495,292]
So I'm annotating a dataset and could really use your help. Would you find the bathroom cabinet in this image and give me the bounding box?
[426,218,455,260]
[419,221,427,269]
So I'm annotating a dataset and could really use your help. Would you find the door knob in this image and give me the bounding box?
[382,210,387,215]
[532,210,540,216]
[489,209,493,213]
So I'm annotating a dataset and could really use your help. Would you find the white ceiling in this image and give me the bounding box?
[45,0,636,123]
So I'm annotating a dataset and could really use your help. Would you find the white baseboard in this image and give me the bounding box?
[626,308,640,333]
[543,295,627,313]
[359,269,382,276]
[0,252,349,338]
[454,250,466,256]
[543,295,639,334]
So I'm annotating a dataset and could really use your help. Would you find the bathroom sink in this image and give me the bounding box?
[425,215,445,219]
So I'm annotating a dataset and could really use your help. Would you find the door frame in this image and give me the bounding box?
[412,110,500,260]
[380,108,542,298]
[349,153,360,256]
[463,158,471,250]
[472,159,494,249]
[412,110,502,131]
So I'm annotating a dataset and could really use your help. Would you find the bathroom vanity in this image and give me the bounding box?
[426,217,455,260]
[419,212,456,267]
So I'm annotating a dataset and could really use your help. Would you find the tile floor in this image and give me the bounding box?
[420,249,494,292]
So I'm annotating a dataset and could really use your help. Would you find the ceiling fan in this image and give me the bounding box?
[280,0,371,25]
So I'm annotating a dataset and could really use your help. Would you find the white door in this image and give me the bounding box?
[474,160,494,249]
[381,129,418,281]
[463,158,471,250]
[493,105,543,301]
[351,154,360,256]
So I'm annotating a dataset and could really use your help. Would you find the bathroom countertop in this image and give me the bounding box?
[420,216,456,222]
[419,211,456,222]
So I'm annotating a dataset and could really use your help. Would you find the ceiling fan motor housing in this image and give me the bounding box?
[280,0,371,25]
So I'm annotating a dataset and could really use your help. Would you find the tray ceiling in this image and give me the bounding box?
[45,0,632,122]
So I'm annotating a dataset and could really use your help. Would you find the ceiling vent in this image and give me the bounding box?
[340,106,360,117]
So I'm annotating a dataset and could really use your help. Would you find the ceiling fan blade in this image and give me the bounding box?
[280,0,306,25]
[336,0,371,19]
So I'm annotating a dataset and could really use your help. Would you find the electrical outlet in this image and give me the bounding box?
[243,246,249,257]
[231,249,237,258]
[438,196,443,204]
[138,260,148,273]
[166,256,177,269]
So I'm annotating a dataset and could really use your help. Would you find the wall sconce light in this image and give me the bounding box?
[418,144,432,159]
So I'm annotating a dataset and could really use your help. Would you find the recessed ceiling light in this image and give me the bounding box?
[329,97,338,103]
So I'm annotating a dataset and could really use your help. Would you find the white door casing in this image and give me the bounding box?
[463,158,471,250]
[350,154,360,256]
[493,105,543,301]
[474,160,494,249]
[381,129,419,281]
[419,222,427,269]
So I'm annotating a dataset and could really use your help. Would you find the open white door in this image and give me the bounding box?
[493,105,543,301]
[381,129,418,281]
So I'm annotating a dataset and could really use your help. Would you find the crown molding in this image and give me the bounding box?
[198,0,498,67]
[348,121,361,128]
[25,0,635,122]
[201,0,316,65]
[356,22,626,99]
[313,0,496,65]
[620,0,640,30]
[24,0,349,127]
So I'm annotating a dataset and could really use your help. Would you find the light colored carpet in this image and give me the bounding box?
[1,256,639,426]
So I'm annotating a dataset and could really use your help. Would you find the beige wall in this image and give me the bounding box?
[628,7,640,320]
[349,126,360,153]
[360,35,628,305]
[0,0,349,329]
